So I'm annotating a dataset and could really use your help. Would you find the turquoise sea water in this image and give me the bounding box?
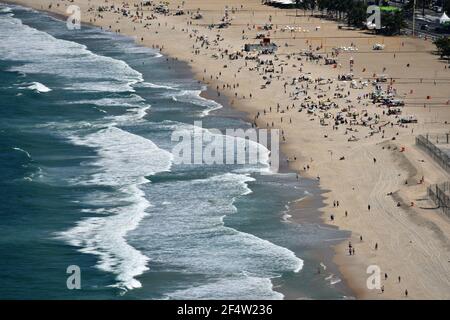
[0,4,351,299]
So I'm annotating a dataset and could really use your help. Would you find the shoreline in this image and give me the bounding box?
[3,2,354,299]
[174,56,354,299]
[4,0,450,299]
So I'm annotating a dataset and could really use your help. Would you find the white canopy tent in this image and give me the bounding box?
[439,12,450,24]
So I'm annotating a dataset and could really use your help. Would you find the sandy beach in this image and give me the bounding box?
[7,0,450,299]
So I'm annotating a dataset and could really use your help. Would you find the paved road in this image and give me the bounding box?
[387,1,450,38]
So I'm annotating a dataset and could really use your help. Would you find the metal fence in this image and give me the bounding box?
[416,135,450,173]
[428,182,450,217]
[421,134,450,145]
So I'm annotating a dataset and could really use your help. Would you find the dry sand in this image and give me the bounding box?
[7,0,450,299]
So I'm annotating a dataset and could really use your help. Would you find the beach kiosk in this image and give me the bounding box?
[244,38,278,54]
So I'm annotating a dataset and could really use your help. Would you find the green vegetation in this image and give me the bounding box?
[379,9,407,35]
[433,36,450,60]
[379,6,401,13]
[446,2,450,15]
[292,0,406,34]
[346,1,368,28]
[311,0,367,25]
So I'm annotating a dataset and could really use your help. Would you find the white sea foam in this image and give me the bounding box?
[282,213,292,222]
[166,276,284,300]
[170,90,223,116]
[108,106,150,125]
[61,182,151,290]
[66,81,138,93]
[12,147,31,159]
[138,81,178,91]
[325,274,342,285]
[69,126,173,186]
[70,95,145,108]
[115,43,163,57]
[60,127,173,290]
[0,11,172,289]
[23,167,43,182]
[0,7,12,13]
[24,82,52,93]
[163,120,270,169]
[132,172,303,298]
[37,121,96,131]
[0,14,143,93]
[93,107,108,114]
[69,95,150,124]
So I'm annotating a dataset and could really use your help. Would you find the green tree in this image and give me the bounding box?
[295,0,302,16]
[433,36,450,59]
[444,1,450,15]
[336,0,351,20]
[347,1,368,28]
[378,10,407,35]
[301,0,317,16]
[317,0,330,15]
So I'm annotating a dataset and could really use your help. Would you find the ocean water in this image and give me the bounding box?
[0,4,351,299]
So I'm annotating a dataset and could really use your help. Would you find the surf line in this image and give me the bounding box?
[177,304,211,318]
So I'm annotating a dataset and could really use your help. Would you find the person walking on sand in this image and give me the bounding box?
[375,243,378,250]
[368,204,371,211]
[405,289,408,297]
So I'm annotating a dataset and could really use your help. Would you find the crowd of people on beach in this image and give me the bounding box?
[84,0,417,298]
